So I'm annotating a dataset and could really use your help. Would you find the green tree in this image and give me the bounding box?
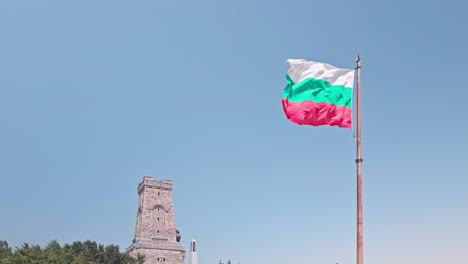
[0,241,12,260]
[42,240,63,263]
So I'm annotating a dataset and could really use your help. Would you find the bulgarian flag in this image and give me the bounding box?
[282,59,355,129]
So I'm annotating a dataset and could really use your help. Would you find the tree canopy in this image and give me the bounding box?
[0,240,144,264]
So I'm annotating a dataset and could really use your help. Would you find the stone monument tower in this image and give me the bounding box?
[126,176,186,264]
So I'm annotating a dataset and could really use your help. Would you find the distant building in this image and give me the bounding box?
[189,240,198,264]
[126,176,186,264]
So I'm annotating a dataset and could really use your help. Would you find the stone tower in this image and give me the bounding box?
[126,176,186,264]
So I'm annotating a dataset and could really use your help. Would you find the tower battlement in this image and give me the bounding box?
[138,176,173,193]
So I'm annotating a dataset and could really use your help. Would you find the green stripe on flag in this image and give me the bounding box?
[282,75,353,107]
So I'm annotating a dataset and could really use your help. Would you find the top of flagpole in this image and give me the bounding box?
[356,52,361,69]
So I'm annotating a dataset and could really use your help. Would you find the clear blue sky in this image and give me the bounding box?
[1,1,467,263]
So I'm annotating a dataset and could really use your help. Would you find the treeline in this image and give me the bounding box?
[218,259,236,264]
[0,240,144,264]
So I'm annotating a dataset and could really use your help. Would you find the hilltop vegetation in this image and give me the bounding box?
[0,240,144,264]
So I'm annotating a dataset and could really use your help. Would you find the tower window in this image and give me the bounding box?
[158,192,160,196]
[157,230,159,233]
[158,217,159,221]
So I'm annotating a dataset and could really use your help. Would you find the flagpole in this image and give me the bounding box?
[355,53,363,264]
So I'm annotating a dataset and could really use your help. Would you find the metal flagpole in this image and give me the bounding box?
[355,53,363,264]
